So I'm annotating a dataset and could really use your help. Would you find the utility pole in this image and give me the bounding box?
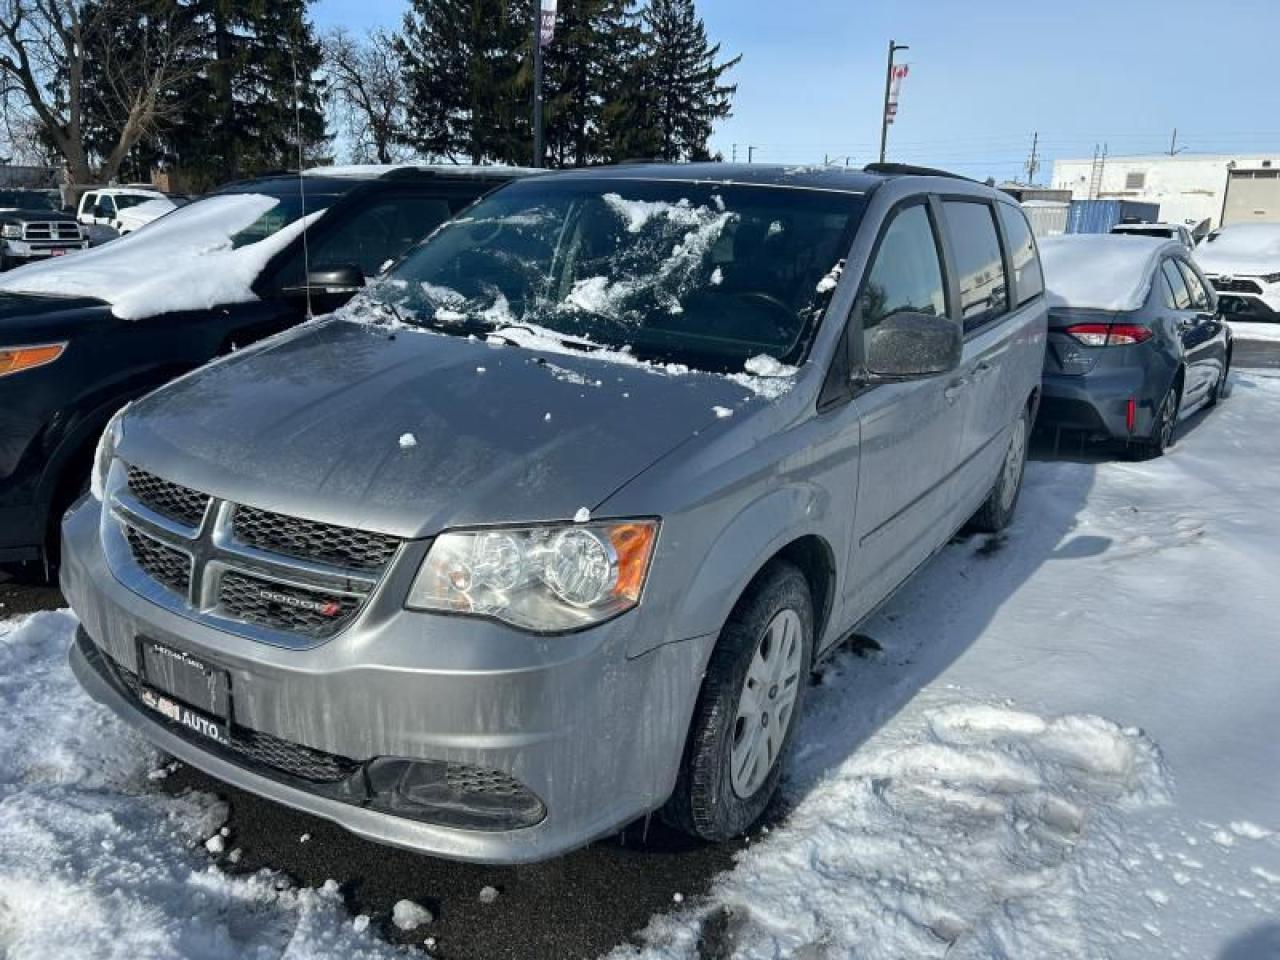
[731,143,737,162]
[748,145,757,163]
[878,39,909,164]
[1025,131,1040,185]
[1168,128,1179,156]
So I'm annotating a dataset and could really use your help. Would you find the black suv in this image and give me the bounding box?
[0,165,530,571]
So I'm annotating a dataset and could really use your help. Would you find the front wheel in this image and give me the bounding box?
[663,561,813,842]
[967,404,1031,534]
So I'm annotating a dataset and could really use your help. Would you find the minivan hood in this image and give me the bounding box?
[121,319,758,538]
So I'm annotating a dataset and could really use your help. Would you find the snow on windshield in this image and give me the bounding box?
[1038,234,1173,312]
[342,180,862,396]
[0,194,321,320]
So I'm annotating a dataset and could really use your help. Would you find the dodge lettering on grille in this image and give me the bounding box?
[256,587,343,617]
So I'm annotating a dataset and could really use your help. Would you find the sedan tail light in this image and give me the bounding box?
[1063,323,1153,347]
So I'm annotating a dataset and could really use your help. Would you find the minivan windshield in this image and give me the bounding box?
[372,178,865,372]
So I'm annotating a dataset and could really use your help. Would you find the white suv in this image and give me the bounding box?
[1194,223,1280,321]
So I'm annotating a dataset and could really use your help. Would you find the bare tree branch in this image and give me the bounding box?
[322,27,411,165]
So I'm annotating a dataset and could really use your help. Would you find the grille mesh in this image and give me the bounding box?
[219,571,360,638]
[445,765,530,798]
[232,506,400,572]
[126,467,210,528]
[125,526,190,595]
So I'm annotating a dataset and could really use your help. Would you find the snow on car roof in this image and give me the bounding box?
[1038,234,1183,312]
[304,163,541,179]
[1193,223,1280,276]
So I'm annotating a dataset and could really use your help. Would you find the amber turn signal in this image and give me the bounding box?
[0,343,66,377]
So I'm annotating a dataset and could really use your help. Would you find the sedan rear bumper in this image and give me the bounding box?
[1038,365,1158,440]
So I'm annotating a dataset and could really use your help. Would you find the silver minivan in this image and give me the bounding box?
[64,163,1047,863]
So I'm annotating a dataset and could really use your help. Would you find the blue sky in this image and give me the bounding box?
[312,0,1280,180]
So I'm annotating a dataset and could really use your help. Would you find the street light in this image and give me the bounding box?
[878,40,909,164]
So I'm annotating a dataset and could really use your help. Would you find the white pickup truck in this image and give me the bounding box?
[76,188,173,235]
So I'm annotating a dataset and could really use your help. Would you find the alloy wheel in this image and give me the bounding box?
[999,414,1029,513]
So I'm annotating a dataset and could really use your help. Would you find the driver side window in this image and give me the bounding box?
[857,203,948,333]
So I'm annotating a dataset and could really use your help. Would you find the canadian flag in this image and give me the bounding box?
[886,63,909,125]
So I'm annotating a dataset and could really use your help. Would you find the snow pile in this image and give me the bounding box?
[0,194,323,320]
[619,696,1170,960]
[391,899,432,931]
[1193,223,1280,276]
[0,610,402,959]
[1227,320,1280,342]
[1038,234,1178,312]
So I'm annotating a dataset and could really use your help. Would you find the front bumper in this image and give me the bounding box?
[3,239,88,261]
[61,496,712,863]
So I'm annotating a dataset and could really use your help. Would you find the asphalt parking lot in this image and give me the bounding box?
[4,334,1277,959]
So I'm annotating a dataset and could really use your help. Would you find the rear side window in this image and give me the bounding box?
[1160,259,1192,310]
[1176,260,1211,310]
[81,192,97,213]
[997,203,1043,306]
[856,203,948,333]
[941,200,1008,331]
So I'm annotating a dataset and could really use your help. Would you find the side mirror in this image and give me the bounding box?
[862,311,962,381]
[303,263,365,293]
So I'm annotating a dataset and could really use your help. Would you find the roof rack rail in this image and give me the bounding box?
[862,162,975,182]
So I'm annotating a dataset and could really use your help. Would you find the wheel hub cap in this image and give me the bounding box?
[730,608,803,799]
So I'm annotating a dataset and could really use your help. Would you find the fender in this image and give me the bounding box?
[631,482,839,660]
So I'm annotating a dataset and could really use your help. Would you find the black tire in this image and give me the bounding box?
[663,561,814,842]
[1206,352,1231,407]
[1130,379,1180,460]
[967,403,1031,534]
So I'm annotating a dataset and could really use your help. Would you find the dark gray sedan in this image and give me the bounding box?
[1037,235,1232,456]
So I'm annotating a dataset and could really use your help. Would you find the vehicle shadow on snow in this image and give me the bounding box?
[778,435,1100,796]
[156,437,1106,960]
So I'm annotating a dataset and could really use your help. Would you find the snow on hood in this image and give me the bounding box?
[0,194,319,320]
[1193,223,1280,276]
[1038,234,1180,312]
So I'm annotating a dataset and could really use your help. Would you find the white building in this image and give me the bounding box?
[1051,153,1280,230]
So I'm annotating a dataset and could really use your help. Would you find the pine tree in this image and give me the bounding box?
[162,0,327,189]
[542,0,639,167]
[399,0,532,165]
[623,0,738,161]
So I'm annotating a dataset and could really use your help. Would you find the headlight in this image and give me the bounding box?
[407,520,659,632]
[90,406,127,502]
[1,225,21,239]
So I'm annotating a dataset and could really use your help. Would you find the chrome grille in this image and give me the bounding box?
[124,526,190,595]
[219,571,361,639]
[22,221,81,242]
[107,465,395,645]
[127,466,210,528]
[232,505,399,571]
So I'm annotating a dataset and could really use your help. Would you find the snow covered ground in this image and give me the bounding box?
[3,373,1280,959]
[1228,320,1280,344]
